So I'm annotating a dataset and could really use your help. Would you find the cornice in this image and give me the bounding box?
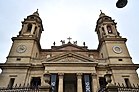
[0,63,31,69]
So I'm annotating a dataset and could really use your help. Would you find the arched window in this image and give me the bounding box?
[107,25,112,33]
[27,24,32,32]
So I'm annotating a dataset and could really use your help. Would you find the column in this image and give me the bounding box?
[21,24,28,35]
[91,73,98,92]
[77,73,83,92]
[58,73,64,92]
[31,24,36,34]
[104,25,109,35]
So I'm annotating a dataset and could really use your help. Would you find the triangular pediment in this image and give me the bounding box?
[51,42,88,51]
[44,52,96,63]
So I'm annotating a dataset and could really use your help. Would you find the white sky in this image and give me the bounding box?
[0,0,139,74]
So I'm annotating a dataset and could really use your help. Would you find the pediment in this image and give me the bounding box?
[44,52,96,63]
[51,42,88,51]
[58,46,83,51]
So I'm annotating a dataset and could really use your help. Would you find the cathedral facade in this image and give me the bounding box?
[0,10,139,92]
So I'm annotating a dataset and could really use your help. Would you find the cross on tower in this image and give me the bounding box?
[67,37,72,42]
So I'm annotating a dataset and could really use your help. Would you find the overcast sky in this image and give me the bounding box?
[0,0,139,74]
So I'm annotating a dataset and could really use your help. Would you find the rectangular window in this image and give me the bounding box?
[118,59,123,61]
[30,77,41,88]
[124,78,131,88]
[8,78,15,89]
[16,58,21,61]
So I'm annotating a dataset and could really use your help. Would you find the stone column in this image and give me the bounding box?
[77,73,83,92]
[21,23,28,35]
[91,73,98,92]
[58,73,64,92]
[104,25,109,35]
[31,24,36,34]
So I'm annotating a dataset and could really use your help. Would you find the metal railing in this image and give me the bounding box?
[0,84,40,92]
[98,83,139,92]
[0,87,39,92]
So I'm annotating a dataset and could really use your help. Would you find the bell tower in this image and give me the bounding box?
[6,10,43,63]
[95,11,121,41]
[95,11,133,64]
[19,9,43,41]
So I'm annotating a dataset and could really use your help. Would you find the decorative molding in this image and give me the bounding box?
[57,57,82,62]
[58,73,64,76]
[91,73,97,77]
[9,75,17,77]
[77,73,83,76]
[122,75,130,77]
[45,52,96,63]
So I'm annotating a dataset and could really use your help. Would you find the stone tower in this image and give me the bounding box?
[95,11,139,87]
[7,10,43,64]
[95,11,132,64]
[0,11,139,92]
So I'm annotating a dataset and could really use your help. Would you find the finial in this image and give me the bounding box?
[100,10,102,13]
[37,9,38,12]
[67,37,72,42]
[53,41,56,46]
[99,10,106,18]
[83,42,85,46]
[32,9,39,16]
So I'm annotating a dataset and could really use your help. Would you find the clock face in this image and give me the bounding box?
[112,46,122,54]
[16,45,27,53]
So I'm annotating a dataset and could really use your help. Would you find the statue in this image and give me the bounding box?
[53,41,55,46]
[60,40,65,45]
[73,41,77,45]
[83,42,85,46]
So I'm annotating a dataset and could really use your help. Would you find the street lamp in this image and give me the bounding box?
[116,0,128,8]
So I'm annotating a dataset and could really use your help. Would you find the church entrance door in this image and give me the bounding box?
[64,74,77,92]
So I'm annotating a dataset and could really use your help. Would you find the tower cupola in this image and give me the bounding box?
[95,11,121,42]
[18,9,44,41]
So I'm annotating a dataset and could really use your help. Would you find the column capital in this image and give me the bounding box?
[91,73,97,77]
[58,73,64,92]
[32,23,36,25]
[76,73,83,76]
[77,73,83,92]
[58,73,64,76]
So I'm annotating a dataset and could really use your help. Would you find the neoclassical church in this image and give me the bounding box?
[0,10,139,92]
